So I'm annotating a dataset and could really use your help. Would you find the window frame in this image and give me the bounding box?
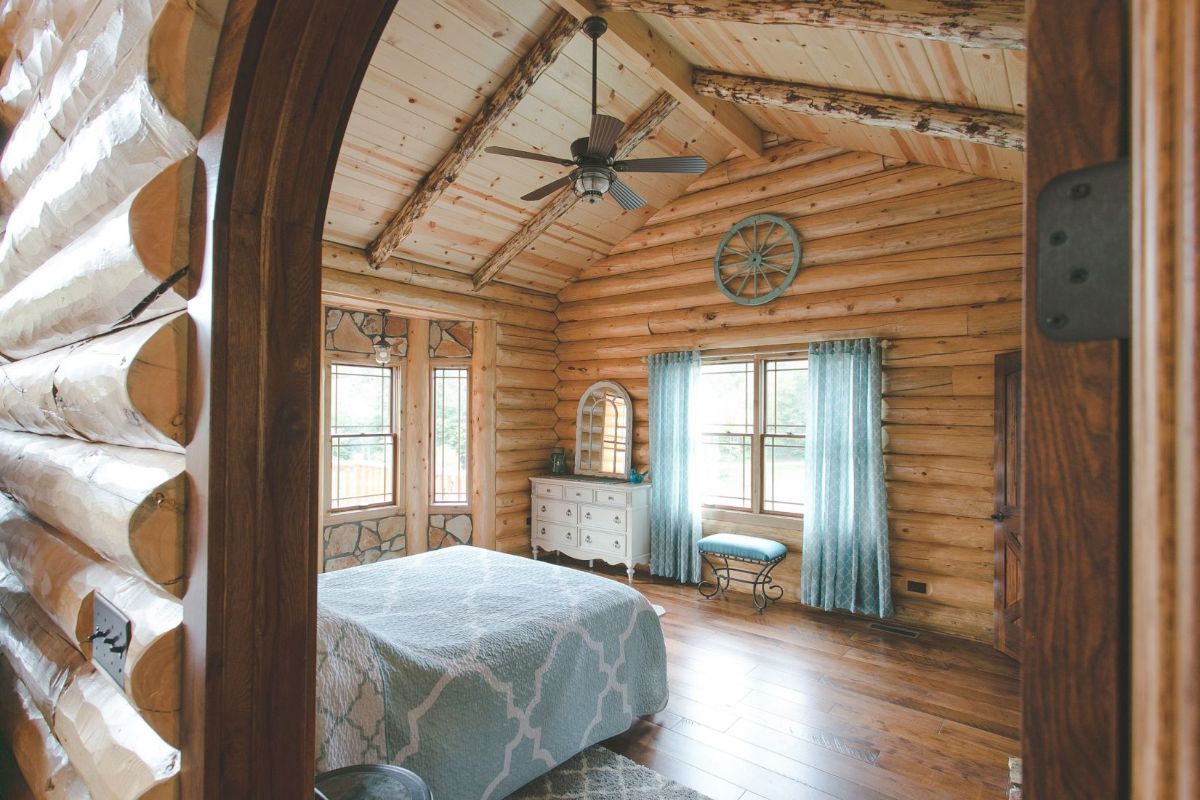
[428,358,471,509]
[324,358,403,519]
[699,351,808,519]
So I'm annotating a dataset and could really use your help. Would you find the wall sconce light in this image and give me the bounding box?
[372,308,393,365]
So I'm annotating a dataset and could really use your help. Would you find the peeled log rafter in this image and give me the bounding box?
[0,659,90,800]
[367,12,582,267]
[693,70,1026,151]
[0,159,191,359]
[0,498,181,738]
[0,433,185,589]
[0,75,195,295]
[0,313,186,451]
[595,0,1026,49]
[471,92,681,290]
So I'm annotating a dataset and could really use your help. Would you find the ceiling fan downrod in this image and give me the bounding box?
[582,16,608,119]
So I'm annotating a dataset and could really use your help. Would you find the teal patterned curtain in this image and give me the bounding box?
[647,350,702,583]
[801,338,893,617]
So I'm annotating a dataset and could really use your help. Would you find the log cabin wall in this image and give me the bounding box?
[0,0,223,797]
[553,140,1023,643]
[321,242,559,562]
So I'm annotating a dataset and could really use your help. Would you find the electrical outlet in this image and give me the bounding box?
[906,580,929,594]
[89,593,131,687]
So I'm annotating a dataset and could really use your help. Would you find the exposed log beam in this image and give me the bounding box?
[471,93,680,290]
[554,0,762,158]
[694,70,1025,151]
[366,12,582,269]
[595,0,1026,50]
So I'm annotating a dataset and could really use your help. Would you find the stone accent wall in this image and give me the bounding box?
[322,513,406,572]
[429,320,472,357]
[325,306,408,359]
[428,512,472,550]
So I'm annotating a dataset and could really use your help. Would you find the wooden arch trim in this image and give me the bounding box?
[183,1,397,798]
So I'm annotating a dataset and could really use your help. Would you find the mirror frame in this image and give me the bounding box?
[574,380,633,478]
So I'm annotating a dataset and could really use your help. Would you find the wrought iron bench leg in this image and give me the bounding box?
[750,557,785,613]
[698,552,728,599]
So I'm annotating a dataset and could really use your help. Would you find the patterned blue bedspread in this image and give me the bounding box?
[316,547,669,800]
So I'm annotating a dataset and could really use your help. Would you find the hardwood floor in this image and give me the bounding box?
[586,565,1020,800]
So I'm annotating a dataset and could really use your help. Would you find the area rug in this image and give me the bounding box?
[507,746,713,799]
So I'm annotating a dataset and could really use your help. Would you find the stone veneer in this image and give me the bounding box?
[428,512,472,550]
[323,513,406,572]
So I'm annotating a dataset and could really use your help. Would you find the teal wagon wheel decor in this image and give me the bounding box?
[713,213,802,305]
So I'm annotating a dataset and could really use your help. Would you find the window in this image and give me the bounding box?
[431,365,469,505]
[329,363,398,511]
[698,356,808,516]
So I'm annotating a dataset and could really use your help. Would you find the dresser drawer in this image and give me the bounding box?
[533,482,563,500]
[582,529,626,556]
[535,498,577,525]
[594,488,628,508]
[534,521,578,548]
[563,485,594,503]
[580,504,627,532]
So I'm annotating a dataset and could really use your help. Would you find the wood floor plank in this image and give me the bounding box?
[577,564,1018,800]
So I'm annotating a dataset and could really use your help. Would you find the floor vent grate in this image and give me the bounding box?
[868,622,920,639]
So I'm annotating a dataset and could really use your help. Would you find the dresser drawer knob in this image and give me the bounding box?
[585,535,592,544]
[614,515,621,525]
[566,508,573,517]
[540,505,546,513]
[584,511,592,520]
[540,527,546,535]
[613,539,620,549]
[566,531,573,540]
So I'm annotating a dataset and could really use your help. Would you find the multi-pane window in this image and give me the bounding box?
[431,365,469,505]
[698,357,808,516]
[329,363,398,511]
[696,362,754,508]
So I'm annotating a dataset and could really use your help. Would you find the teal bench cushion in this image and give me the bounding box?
[697,532,787,562]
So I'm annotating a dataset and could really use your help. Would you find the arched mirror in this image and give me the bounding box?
[575,380,633,478]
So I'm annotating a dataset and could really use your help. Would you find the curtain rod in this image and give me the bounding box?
[638,339,893,363]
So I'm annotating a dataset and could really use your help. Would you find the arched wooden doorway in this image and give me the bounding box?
[184,2,397,797]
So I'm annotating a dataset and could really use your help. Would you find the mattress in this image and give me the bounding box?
[315,546,668,799]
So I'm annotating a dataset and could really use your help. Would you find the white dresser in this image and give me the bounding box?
[530,476,651,581]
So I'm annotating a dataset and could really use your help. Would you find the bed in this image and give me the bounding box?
[315,546,669,800]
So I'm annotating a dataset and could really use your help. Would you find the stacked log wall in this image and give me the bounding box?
[0,0,222,796]
[553,141,1023,643]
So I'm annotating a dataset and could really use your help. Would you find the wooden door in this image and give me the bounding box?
[993,352,1022,660]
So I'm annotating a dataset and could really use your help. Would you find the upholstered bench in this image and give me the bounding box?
[697,532,787,613]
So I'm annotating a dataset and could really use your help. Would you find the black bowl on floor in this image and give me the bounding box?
[316,764,432,800]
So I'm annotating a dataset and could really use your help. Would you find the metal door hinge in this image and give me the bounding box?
[1036,158,1130,340]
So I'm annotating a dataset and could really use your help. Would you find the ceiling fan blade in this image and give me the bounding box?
[613,155,708,174]
[608,177,646,211]
[485,146,574,166]
[587,114,624,157]
[520,174,575,202]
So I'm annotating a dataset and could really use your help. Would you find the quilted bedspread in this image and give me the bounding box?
[315,546,669,800]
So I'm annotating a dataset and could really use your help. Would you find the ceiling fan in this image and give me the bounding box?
[484,16,707,211]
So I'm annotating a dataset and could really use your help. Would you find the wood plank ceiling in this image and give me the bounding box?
[324,0,1026,294]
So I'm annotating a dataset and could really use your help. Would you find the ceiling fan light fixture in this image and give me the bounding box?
[573,168,611,203]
